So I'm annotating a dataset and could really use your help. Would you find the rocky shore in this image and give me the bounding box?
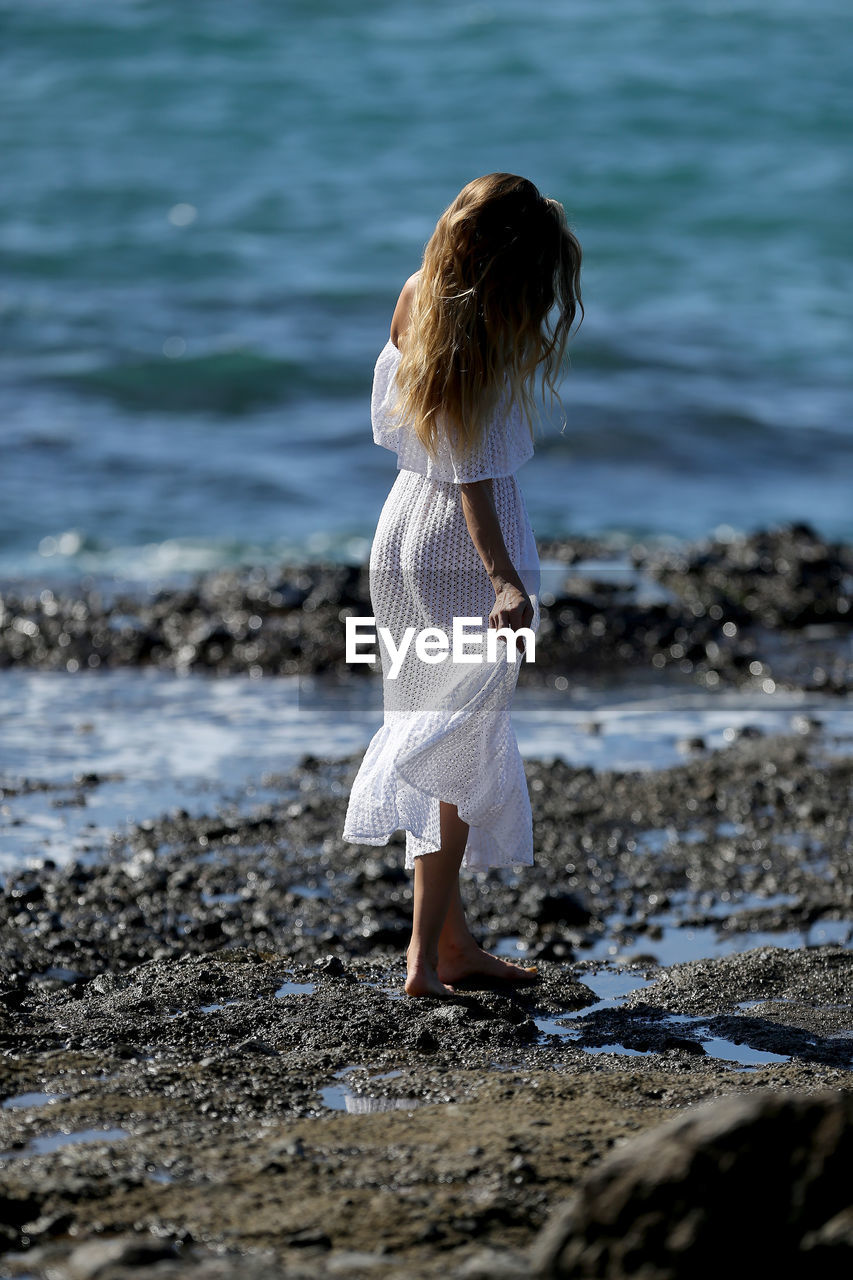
[2,724,852,1276]
[1,522,851,693]
[1,520,852,1276]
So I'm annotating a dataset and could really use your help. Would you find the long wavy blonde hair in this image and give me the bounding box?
[392,173,583,462]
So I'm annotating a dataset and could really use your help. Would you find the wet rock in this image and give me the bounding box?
[3,733,851,1062]
[529,939,576,961]
[1,725,853,1273]
[0,1192,43,1250]
[2,524,851,690]
[284,1227,331,1250]
[456,1246,531,1279]
[17,1209,75,1243]
[522,890,592,928]
[233,1038,278,1056]
[658,1035,705,1055]
[729,722,764,740]
[64,1235,181,1277]
[529,1090,853,1278]
[360,921,411,947]
[434,1003,472,1023]
[642,522,852,630]
[625,944,853,1018]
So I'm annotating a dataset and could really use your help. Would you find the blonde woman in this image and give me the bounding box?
[343,174,582,997]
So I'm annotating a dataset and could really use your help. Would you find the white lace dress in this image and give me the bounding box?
[341,339,541,871]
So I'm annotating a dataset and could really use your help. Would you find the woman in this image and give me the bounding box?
[342,173,582,997]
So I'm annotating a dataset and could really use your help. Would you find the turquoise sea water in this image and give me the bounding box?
[2,0,851,582]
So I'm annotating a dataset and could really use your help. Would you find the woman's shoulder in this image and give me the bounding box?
[389,272,421,350]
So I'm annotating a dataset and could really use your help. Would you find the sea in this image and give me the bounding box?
[2,0,852,874]
[2,0,851,583]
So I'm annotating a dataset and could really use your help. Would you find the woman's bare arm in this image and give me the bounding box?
[390,278,532,641]
[460,479,533,638]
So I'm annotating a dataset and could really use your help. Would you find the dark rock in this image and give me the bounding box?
[2,526,851,691]
[0,1191,43,1228]
[357,860,408,886]
[731,723,764,741]
[523,890,592,928]
[530,938,575,962]
[19,1209,75,1240]
[0,984,30,1009]
[529,1090,853,1278]
[361,922,412,946]
[285,1227,332,1249]
[659,1034,706,1055]
[233,1038,278,1056]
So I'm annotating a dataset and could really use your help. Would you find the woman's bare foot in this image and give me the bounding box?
[404,952,457,998]
[437,942,539,986]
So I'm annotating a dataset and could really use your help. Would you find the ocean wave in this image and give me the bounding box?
[0,531,372,587]
[52,349,366,414]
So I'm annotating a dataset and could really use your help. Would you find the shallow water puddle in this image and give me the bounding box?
[805,920,853,945]
[663,1013,791,1067]
[320,1091,424,1113]
[360,977,405,1000]
[633,826,707,854]
[0,1126,130,1161]
[498,896,851,972]
[537,968,793,1068]
[573,1033,789,1068]
[165,996,249,1017]
[584,903,853,967]
[2,1090,68,1110]
[699,1035,790,1068]
[583,1043,656,1058]
[493,936,530,958]
[534,969,654,1041]
[319,1065,423,1113]
[289,882,330,900]
[32,965,88,984]
[688,892,800,920]
[274,978,316,997]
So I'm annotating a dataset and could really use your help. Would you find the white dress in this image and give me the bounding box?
[341,340,541,871]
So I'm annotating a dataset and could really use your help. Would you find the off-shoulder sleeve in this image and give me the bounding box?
[371,340,534,483]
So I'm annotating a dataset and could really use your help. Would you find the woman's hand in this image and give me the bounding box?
[457,479,533,655]
[489,577,534,655]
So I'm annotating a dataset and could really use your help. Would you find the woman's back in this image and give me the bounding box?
[371,338,535,485]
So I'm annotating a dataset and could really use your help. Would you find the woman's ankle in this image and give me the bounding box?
[437,934,479,960]
[406,943,438,972]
